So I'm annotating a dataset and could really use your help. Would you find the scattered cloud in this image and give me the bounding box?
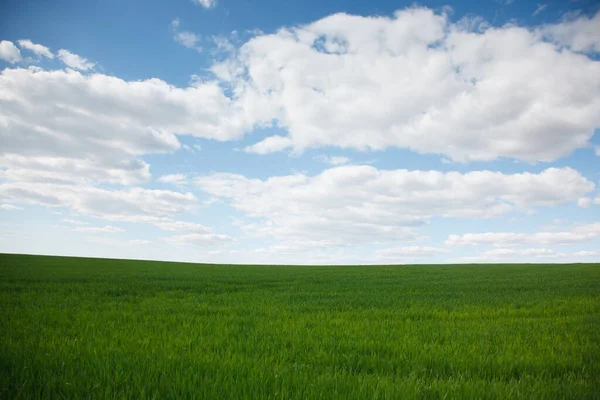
[577,197,592,208]
[532,4,547,17]
[191,0,217,8]
[446,222,600,247]
[62,218,89,225]
[174,32,203,52]
[0,182,199,221]
[1,204,23,211]
[166,232,233,247]
[243,136,293,154]
[485,248,557,257]
[171,19,203,52]
[375,246,448,260]
[315,155,350,165]
[72,225,124,233]
[17,40,53,58]
[196,166,593,247]
[157,174,188,186]
[57,49,95,70]
[0,40,22,63]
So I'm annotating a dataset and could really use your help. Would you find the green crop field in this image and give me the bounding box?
[0,254,599,399]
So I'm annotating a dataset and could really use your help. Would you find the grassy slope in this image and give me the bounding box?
[0,253,599,399]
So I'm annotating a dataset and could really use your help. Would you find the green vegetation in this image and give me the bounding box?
[0,254,599,399]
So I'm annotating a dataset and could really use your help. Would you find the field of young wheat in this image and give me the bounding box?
[0,254,598,399]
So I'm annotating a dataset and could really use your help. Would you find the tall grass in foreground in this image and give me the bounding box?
[0,254,598,399]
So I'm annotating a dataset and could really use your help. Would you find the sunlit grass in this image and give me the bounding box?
[1,254,598,399]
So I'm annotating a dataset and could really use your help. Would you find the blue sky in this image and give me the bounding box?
[0,0,599,264]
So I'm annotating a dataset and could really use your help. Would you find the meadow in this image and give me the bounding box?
[0,253,598,399]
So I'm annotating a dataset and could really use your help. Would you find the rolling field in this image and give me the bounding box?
[0,254,599,399]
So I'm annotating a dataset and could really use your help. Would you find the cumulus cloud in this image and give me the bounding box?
[17,40,53,58]
[57,49,95,70]
[215,8,600,162]
[0,40,22,63]
[0,67,254,185]
[196,166,593,246]
[539,11,600,54]
[243,135,293,154]
[446,222,600,247]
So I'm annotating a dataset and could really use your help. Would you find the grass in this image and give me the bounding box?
[0,253,599,399]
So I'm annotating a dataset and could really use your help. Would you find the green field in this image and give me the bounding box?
[0,254,599,399]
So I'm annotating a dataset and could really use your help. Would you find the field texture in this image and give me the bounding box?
[0,254,599,399]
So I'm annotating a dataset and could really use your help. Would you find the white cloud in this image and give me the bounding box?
[376,246,448,260]
[0,154,151,186]
[57,49,95,70]
[0,179,223,237]
[243,135,293,154]
[539,11,600,53]
[0,67,253,185]
[166,232,233,247]
[484,248,557,257]
[157,174,188,186]
[577,197,592,208]
[63,218,88,225]
[0,40,22,63]
[447,222,600,247]
[472,248,600,261]
[191,0,216,8]
[174,32,203,52]
[595,146,600,156]
[0,182,198,220]
[171,19,203,52]
[17,40,53,58]
[532,4,547,17]
[573,250,600,257]
[216,8,600,162]
[315,155,350,165]
[72,225,124,233]
[85,237,152,248]
[196,166,593,246]
[193,144,202,151]
[1,203,23,211]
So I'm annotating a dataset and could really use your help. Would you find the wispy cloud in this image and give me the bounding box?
[1,204,24,211]
[57,49,95,70]
[533,3,547,16]
[191,0,216,9]
[171,19,202,52]
[17,40,53,58]
[72,225,124,234]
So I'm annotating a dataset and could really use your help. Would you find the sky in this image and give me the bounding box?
[1,0,599,265]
